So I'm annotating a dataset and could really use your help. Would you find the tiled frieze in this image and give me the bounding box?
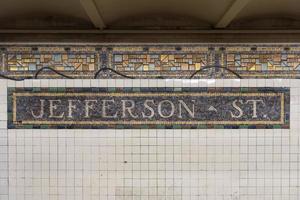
[7,53,96,72]
[107,46,211,78]
[222,46,300,78]
[2,46,99,78]
[112,54,207,72]
[2,45,300,78]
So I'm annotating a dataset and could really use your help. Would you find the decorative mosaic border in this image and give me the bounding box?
[7,87,290,129]
[1,44,300,79]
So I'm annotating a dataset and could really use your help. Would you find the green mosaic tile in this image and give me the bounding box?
[241,88,249,92]
[7,113,13,121]
[40,125,49,129]
[133,88,140,92]
[239,125,249,129]
[172,125,181,129]
[174,88,182,92]
[108,87,116,92]
[197,125,207,129]
[214,125,225,129]
[32,87,41,92]
[49,88,58,92]
[23,125,33,129]
[57,88,66,92]
[273,125,282,129]
[7,88,15,94]
[157,125,165,129]
[140,125,149,129]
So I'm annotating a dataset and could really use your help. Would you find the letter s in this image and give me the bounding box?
[142,100,155,119]
[230,100,244,119]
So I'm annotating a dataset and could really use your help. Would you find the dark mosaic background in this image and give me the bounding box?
[7,87,290,129]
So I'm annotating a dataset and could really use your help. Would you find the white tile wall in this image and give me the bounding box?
[0,79,299,200]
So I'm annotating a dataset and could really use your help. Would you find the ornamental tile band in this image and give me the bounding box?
[7,53,96,72]
[1,45,300,79]
[2,46,99,78]
[8,87,290,129]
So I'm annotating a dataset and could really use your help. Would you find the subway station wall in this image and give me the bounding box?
[0,79,299,200]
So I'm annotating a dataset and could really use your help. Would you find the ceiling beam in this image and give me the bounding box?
[215,0,251,28]
[80,0,106,29]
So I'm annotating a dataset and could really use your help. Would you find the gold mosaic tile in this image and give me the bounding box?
[6,53,97,72]
[226,52,300,71]
[112,53,208,72]
[1,45,300,78]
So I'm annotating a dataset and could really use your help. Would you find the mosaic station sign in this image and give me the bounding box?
[8,87,290,129]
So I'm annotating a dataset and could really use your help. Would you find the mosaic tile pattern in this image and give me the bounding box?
[224,49,300,78]
[112,54,207,71]
[107,46,213,78]
[8,87,290,129]
[2,47,98,78]
[7,53,96,72]
[2,45,300,78]
[0,52,3,72]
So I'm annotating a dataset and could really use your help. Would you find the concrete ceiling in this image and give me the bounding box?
[0,0,299,30]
